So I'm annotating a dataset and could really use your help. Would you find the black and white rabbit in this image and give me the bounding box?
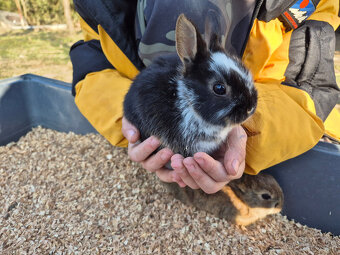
[124,14,257,158]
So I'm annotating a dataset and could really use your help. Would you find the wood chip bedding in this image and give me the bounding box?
[0,127,338,254]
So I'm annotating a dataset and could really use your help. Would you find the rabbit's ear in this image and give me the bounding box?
[204,10,223,52]
[176,14,206,64]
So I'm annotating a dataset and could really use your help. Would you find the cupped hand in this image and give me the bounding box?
[121,117,186,186]
[122,117,247,193]
[170,125,247,194]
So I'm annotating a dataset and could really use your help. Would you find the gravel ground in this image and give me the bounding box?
[0,127,339,254]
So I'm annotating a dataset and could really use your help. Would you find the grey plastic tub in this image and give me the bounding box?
[1,74,339,235]
[0,74,96,145]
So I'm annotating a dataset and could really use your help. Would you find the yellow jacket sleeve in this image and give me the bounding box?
[242,0,340,174]
[75,69,131,147]
[74,19,138,147]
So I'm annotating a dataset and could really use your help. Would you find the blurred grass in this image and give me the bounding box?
[0,30,82,82]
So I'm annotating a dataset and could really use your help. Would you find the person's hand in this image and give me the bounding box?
[122,117,246,193]
[170,125,247,194]
[121,117,186,186]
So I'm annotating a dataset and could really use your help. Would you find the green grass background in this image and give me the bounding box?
[0,30,82,82]
[0,29,339,86]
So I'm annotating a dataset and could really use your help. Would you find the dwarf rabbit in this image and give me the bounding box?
[164,172,284,226]
[124,14,257,157]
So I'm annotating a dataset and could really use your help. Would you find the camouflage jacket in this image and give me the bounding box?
[70,0,340,174]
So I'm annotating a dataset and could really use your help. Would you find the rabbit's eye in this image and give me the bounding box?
[213,84,226,95]
[261,193,272,200]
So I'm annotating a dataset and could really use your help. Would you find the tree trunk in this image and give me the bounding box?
[19,0,28,24]
[14,0,25,27]
[62,0,75,34]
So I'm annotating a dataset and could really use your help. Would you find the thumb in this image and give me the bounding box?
[122,117,140,143]
[224,125,247,176]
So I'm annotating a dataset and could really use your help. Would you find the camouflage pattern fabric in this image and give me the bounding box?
[135,0,256,66]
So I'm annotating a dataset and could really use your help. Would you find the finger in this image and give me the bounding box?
[156,169,186,187]
[155,168,174,182]
[171,155,198,188]
[193,152,230,182]
[173,176,187,188]
[224,126,247,176]
[171,155,200,189]
[122,117,140,143]
[229,160,245,181]
[141,148,174,172]
[128,136,160,162]
[183,157,226,194]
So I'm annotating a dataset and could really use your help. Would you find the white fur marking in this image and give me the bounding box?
[195,125,232,152]
[176,80,232,154]
[213,101,237,121]
[210,52,253,90]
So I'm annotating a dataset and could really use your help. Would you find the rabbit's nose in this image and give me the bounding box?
[274,202,280,208]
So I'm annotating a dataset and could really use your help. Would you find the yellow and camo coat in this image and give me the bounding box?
[70,0,340,175]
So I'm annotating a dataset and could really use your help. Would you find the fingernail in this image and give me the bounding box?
[185,163,194,170]
[183,161,193,169]
[171,160,180,169]
[231,159,239,176]
[178,182,187,188]
[151,137,160,147]
[195,157,204,165]
[127,130,135,140]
